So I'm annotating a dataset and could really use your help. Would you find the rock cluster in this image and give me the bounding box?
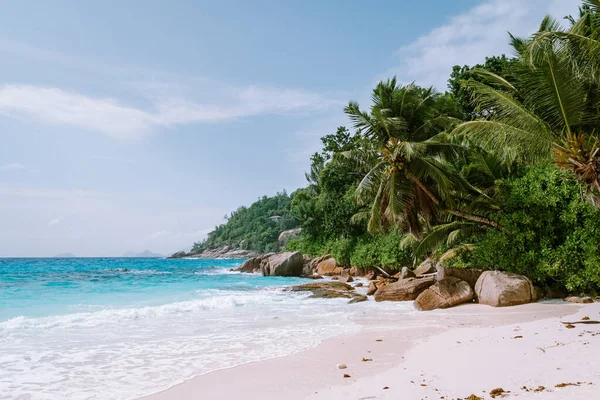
[565,296,594,304]
[368,264,549,311]
[192,248,596,311]
[169,246,260,259]
[285,281,367,304]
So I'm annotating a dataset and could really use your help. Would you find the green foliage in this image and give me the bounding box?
[286,231,412,270]
[448,55,519,120]
[456,166,600,293]
[192,191,296,253]
[349,232,413,269]
[453,12,600,192]
[291,127,367,242]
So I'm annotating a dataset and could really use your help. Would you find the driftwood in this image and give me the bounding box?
[373,266,391,278]
[561,321,600,325]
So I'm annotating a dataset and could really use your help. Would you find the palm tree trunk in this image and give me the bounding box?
[407,174,440,205]
[445,209,503,230]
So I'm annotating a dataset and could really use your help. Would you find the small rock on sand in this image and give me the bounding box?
[336,364,347,370]
[565,296,593,304]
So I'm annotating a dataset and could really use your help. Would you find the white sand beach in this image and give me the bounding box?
[143,301,599,399]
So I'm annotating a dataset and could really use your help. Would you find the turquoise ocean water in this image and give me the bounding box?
[0,257,401,399]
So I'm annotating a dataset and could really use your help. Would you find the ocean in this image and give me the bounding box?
[0,257,413,399]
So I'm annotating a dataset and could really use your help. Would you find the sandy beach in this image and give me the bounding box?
[143,301,599,400]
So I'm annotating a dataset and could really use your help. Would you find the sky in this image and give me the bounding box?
[0,0,581,257]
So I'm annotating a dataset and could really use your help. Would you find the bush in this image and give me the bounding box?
[458,166,600,293]
[285,236,326,258]
[286,232,412,269]
[350,232,412,270]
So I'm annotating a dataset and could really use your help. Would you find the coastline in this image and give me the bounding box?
[142,301,598,400]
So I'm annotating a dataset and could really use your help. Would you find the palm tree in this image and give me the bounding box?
[410,146,510,262]
[453,6,600,205]
[528,1,600,82]
[343,80,477,237]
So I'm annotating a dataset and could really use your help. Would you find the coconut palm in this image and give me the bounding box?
[453,6,600,205]
[343,80,473,237]
[528,1,600,82]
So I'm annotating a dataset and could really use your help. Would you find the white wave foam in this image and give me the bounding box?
[194,267,239,275]
[0,290,303,331]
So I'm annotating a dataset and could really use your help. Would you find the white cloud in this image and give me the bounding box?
[0,83,339,140]
[48,217,63,227]
[388,0,581,91]
[0,162,25,171]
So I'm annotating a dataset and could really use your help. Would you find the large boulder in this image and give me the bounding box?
[436,266,485,289]
[261,252,304,277]
[414,258,436,275]
[278,228,302,247]
[236,257,261,273]
[414,277,474,311]
[474,271,536,307]
[374,276,436,302]
[316,257,344,276]
[168,251,188,259]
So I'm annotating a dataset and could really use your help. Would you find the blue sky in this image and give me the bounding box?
[0,0,581,256]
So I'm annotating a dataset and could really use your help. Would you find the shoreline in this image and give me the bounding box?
[142,301,598,400]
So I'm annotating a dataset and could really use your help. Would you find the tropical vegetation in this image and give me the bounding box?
[196,1,600,294]
[192,191,296,253]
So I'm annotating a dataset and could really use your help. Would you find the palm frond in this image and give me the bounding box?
[438,244,475,265]
[452,120,553,164]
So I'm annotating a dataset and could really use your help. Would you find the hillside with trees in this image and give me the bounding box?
[191,191,297,254]
[194,1,600,294]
